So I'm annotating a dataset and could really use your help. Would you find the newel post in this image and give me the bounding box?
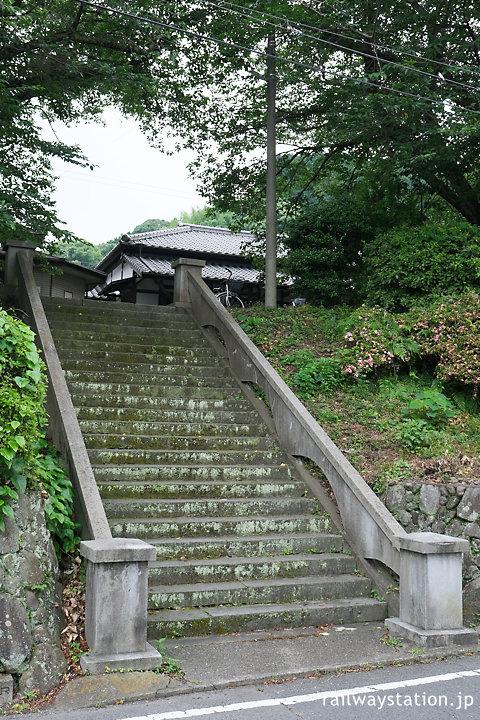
[4,239,34,294]
[172,257,206,307]
[80,539,161,674]
[386,532,477,647]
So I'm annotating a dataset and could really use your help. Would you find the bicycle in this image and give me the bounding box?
[214,270,244,308]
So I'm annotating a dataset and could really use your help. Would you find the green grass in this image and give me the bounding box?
[232,304,480,490]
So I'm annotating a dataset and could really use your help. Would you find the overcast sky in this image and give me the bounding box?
[46,108,205,246]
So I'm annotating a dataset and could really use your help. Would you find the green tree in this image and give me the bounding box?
[363,221,480,310]
[281,197,373,306]
[0,0,227,249]
[179,1,480,228]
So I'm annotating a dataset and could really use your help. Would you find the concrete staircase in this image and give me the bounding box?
[43,298,387,640]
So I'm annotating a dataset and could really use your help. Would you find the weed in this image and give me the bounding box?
[370,589,386,601]
[381,634,403,647]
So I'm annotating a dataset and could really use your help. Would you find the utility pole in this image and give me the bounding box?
[265,30,277,308]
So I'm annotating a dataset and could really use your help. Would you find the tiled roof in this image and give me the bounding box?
[125,255,261,284]
[123,223,253,257]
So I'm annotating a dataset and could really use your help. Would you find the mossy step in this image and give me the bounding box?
[43,299,181,318]
[97,479,303,500]
[148,552,356,584]
[84,434,274,452]
[76,407,261,424]
[87,448,288,466]
[71,394,253,412]
[52,328,207,345]
[147,532,345,560]
[62,360,230,377]
[59,350,220,364]
[68,382,240,400]
[102,496,316,519]
[47,316,194,331]
[109,514,331,539]
[92,464,294,483]
[148,574,372,609]
[146,597,388,639]
[66,371,234,388]
[79,420,268,437]
[56,338,211,354]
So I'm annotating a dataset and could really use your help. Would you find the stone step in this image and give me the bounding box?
[76,407,261,424]
[71,394,253,412]
[52,327,208,346]
[146,597,388,638]
[67,382,241,400]
[43,298,181,317]
[87,448,288,466]
[148,552,357,584]
[92,465,294,484]
[66,371,234,387]
[61,359,230,377]
[46,315,194,330]
[148,574,372,610]
[109,514,331,539]
[97,479,304,500]
[79,420,269,437]
[58,350,221,365]
[102,496,316,519]
[83,434,274,451]
[147,533,346,560]
[56,338,211,354]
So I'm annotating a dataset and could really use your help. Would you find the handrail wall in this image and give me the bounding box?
[16,251,111,540]
[184,268,406,572]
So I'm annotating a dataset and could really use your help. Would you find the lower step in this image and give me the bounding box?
[148,574,372,609]
[147,597,388,639]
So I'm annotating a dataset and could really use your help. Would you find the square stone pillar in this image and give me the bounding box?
[80,539,161,674]
[172,257,206,307]
[4,240,34,290]
[386,532,478,647]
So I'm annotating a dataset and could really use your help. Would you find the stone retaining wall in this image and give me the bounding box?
[0,490,66,696]
[384,482,480,621]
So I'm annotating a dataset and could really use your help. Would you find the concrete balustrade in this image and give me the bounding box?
[6,241,161,673]
[172,256,478,648]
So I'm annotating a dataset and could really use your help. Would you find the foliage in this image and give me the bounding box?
[280,197,372,306]
[410,291,480,394]
[0,309,46,529]
[0,0,232,249]
[55,237,118,268]
[181,0,480,233]
[230,302,480,483]
[282,349,343,397]
[34,439,81,558]
[341,305,418,378]
[363,222,480,310]
[0,309,79,555]
[404,388,456,428]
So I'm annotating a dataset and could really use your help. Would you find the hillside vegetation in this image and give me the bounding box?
[232,299,480,493]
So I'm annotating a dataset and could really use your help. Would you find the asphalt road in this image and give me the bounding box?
[15,653,480,720]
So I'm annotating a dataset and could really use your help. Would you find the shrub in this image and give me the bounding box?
[0,309,80,555]
[341,305,418,378]
[410,291,480,394]
[0,309,46,529]
[281,198,372,306]
[363,221,480,310]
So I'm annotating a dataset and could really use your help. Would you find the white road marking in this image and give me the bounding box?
[125,667,480,719]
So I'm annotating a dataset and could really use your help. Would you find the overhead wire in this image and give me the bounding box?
[204,0,480,91]
[75,0,480,115]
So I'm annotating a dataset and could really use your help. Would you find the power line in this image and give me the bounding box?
[212,0,480,78]
[75,0,480,115]
[304,0,480,77]
[201,0,479,93]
